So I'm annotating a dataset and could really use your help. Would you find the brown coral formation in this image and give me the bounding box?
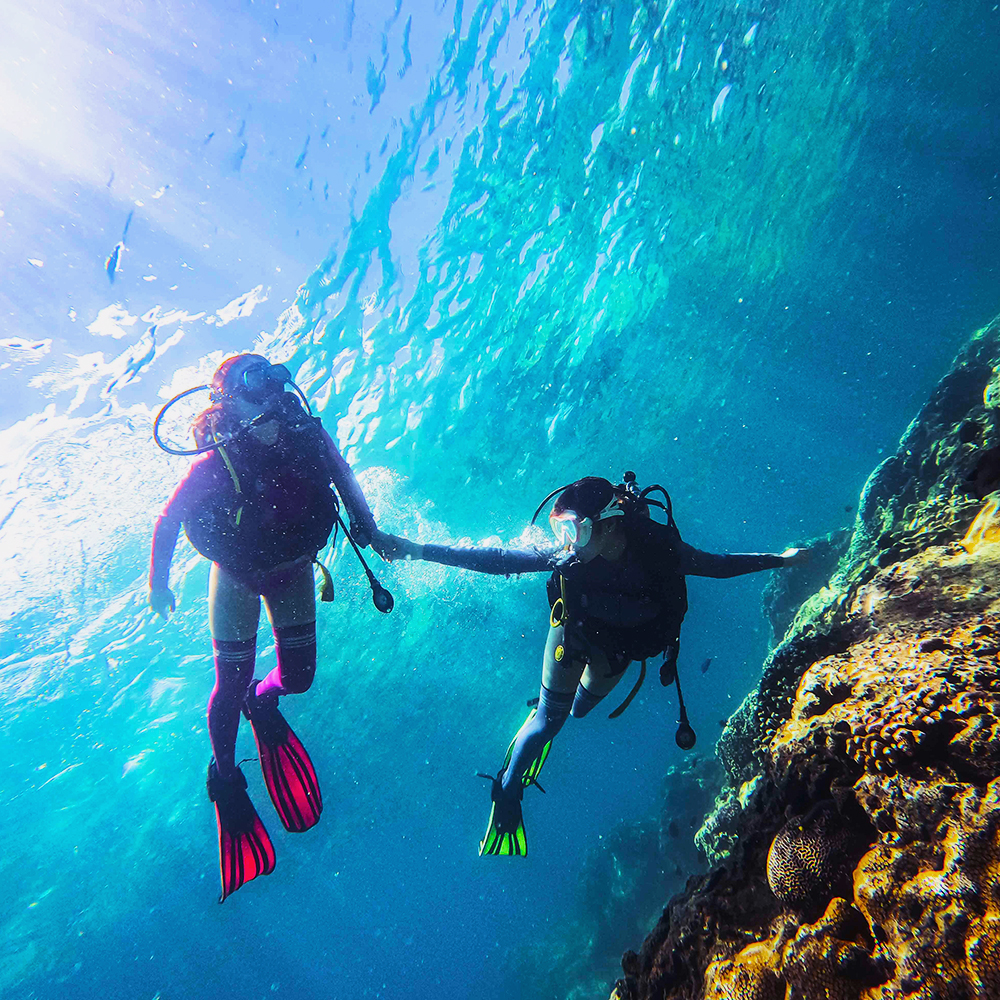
[610,317,1000,1000]
[766,802,856,907]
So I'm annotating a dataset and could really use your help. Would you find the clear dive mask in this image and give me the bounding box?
[548,499,624,549]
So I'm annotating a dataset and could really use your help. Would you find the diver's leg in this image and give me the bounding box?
[257,562,317,698]
[572,649,629,718]
[207,564,262,779]
[500,623,583,794]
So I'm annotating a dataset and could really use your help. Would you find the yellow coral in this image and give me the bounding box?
[961,497,1000,551]
[703,899,880,1000]
[703,940,784,1000]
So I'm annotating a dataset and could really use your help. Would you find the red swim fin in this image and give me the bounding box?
[244,683,323,833]
[206,761,276,902]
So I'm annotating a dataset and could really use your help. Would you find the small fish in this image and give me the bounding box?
[0,498,24,533]
[122,751,149,777]
[718,719,727,728]
[743,22,758,46]
[106,169,115,189]
[700,657,713,675]
[295,135,311,168]
[711,84,733,123]
[203,131,215,145]
[845,504,854,513]
[105,242,124,283]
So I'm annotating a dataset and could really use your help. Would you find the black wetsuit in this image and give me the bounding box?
[417,512,788,801]
[421,516,784,668]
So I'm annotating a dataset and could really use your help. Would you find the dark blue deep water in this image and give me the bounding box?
[1,1,998,998]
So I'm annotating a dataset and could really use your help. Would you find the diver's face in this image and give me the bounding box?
[574,518,621,562]
[551,512,619,562]
[225,391,280,445]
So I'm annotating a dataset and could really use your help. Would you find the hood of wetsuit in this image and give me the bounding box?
[210,354,291,405]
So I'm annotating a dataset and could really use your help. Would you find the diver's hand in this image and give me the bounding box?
[551,546,578,568]
[149,586,176,618]
[780,547,809,566]
[371,529,423,562]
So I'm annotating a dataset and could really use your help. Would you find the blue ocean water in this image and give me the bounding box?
[1,1,998,999]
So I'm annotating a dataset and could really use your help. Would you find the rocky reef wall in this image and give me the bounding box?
[610,315,1000,1000]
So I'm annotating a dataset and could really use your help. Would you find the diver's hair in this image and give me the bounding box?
[191,403,233,448]
[551,477,616,519]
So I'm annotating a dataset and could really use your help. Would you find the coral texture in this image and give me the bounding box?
[610,315,1000,1000]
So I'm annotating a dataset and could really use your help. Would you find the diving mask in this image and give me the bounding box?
[549,498,624,549]
[219,361,291,404]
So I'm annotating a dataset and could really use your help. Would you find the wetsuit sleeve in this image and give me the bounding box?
[320,427,376,543]
[149,475,195,590]
[420,544,554,576]
[676,540,786,578]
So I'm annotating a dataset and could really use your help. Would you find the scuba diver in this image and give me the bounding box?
[149,353,390,900]
[372,473,805,857]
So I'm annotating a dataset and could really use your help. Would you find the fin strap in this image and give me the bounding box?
[608,659,647,719]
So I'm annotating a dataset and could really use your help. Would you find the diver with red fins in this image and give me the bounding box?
[372,473,805,856]
[149,354,393,900]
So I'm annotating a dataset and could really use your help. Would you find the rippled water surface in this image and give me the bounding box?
[1,1,998,998]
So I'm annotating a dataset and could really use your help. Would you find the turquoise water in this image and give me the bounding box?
[2,1,999,998]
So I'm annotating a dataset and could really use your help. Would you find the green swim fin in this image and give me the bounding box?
[478,775,527,856]
[477,709,552,856]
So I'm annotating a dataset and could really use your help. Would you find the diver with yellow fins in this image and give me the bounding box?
[373,473,805,856]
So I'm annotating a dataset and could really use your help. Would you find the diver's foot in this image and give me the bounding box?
[242,678,277,720]
[206,758,276,901]
[478,771,527,856]
[243,681,323,833]
[206,757,246,797]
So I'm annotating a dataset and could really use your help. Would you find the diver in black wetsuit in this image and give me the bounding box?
[372,474,806,856]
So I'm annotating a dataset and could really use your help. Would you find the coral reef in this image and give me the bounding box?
[607,314,1000,999]
[761,528,852,648]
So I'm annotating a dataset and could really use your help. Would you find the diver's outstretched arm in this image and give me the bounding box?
[371,529,554,576]
[677,540,804,578]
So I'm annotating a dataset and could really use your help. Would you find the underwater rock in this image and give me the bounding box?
[761,527,852,648]
[610,314,1000,1000]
